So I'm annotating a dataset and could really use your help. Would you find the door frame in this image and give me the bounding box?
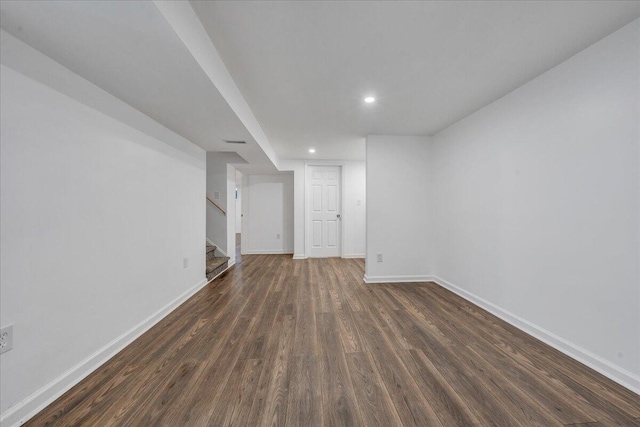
[304,161,346,258]
[240,172,247,256]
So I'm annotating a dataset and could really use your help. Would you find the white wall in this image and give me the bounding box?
[279,159,366,259]
[0,61,206,427]
[279,160,307,257]
[365,136,432,282]
[243,174,294,254]
[342,161,367,258]
[430,19,640,390]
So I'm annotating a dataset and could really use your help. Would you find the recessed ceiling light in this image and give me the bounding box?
[309,148,316,153]
[364,96,375,103]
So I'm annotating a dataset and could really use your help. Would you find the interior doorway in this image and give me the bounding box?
[235,170,243,261]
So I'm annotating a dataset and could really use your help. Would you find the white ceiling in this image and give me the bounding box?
[0,0,277,173]
[191,0,640,161]
[2,1,639,166]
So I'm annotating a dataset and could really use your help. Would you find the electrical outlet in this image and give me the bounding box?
[183,257,188,268]
[377,253,383,262]
[213,191,221,200]
[1,324,13,354]
[276,233,281,240]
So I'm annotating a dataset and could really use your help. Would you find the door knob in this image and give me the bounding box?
[337,214,341,219]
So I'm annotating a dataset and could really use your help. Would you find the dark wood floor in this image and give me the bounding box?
[26,255,639,426]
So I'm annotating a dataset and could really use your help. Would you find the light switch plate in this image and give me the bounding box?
[1,324,13,354]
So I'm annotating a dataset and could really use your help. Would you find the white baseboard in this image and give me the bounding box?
[0,277,209,427]
[243,250,294,255]
[292,254,364,260]
[431,275,640,395]
[363,274,434,284]
[343,254,365,259]
[291,254,364,260]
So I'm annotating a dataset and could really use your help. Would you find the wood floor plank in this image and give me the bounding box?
[406,348,482,426]
[247,266,298,427]
[285,355,323,427]
[125,358,201,426]
[171,315,256,425]
[316,312,365,427]
[86,365,174,426]
[354,310,444,426]
[84,312,241,425]
[257,313,296,427]
[418,285,640,426]
[238,288,284,360]
[330,258,365,312]
[417,344,524,426]
[345,352,403,427]
[388,307,446,351]
[564,423,605,427]
[453,345,564,426]
[34,363,145,427]
[363,289,415,351]
[324,264,366,353]
[466,340,600,424]
[205,358,264,427]
[314,259,333,314]
[23,255,640,427]
[384,286,456,347]
[408,287,605,423]
[292,268,319,356]
[399,285,471,345]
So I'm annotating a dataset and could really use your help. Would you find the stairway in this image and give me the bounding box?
[206,245,230,281]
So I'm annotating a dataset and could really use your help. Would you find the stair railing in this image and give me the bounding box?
[206,195,226,216]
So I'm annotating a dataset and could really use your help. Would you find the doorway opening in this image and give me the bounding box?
[235,169,243,262]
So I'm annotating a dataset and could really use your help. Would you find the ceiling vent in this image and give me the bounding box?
[224,140,247,144]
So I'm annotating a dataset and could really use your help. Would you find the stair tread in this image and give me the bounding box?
[205,256,229,274]
[206,245,217,254]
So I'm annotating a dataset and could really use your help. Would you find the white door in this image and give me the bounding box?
[307,165,341,257]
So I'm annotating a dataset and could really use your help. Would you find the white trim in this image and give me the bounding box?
[240,172,247,256]
[241,174,248,256]
[243,250,294,255]
[342,254,365,259]
[304,162,308,258]
[363,274,434,284]
[431,275,640,395]
[0,277,209,427]
[292,254,307,260]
